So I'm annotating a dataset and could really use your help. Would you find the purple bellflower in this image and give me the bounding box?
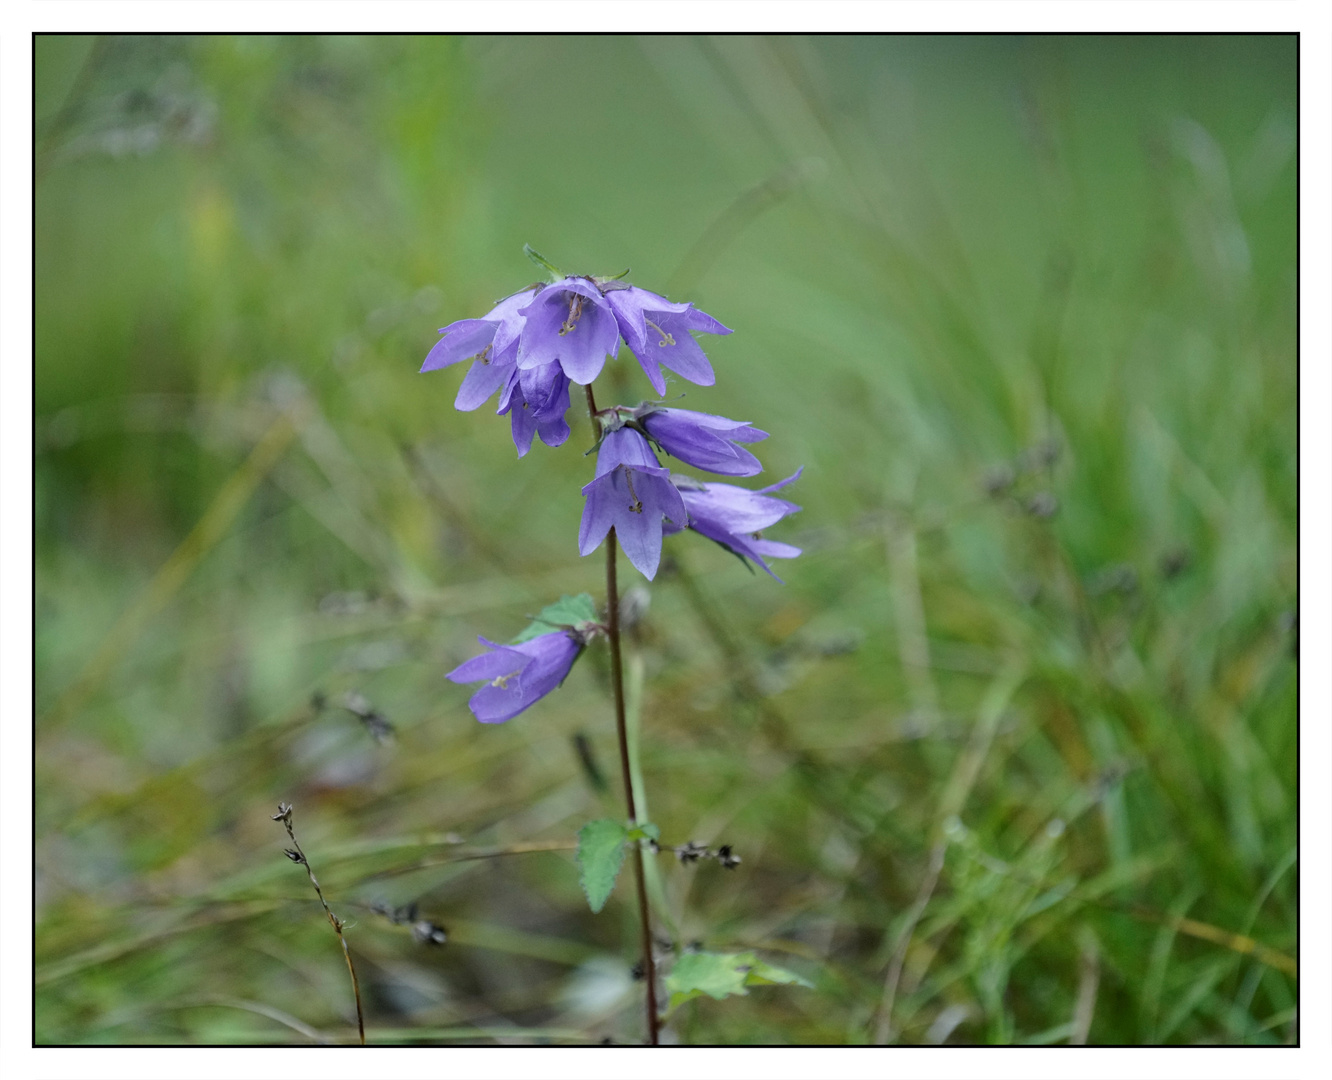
[605,285,732,396]
[667,468,803,581]
[631,404,767,477]
[446,629,584,724]
[517,277,621,385]
[421,287,539,411]
[580,426,687,581]
[498,360,572,457]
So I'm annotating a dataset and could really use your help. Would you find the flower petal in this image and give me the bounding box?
[447,638,533,683]
[628,343,669,396]
[579,473,619,556]
[455,355,513,412]
[422,320,497,373]
[614,504,665,580]
[595,427,661,478]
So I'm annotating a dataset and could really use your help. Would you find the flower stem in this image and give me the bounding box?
[606,527,660,1046]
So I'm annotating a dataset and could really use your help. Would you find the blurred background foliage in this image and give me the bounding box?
[34,34,1296,1046]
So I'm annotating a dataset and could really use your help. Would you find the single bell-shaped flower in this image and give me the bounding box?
[517,277,622,385]
[580,426,687,581]
[632,403,767,477]
[667,468,803,581]
[605,285,731,396]
[446,630,585,724]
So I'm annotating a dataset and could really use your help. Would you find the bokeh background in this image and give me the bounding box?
[35,34,1296,1045]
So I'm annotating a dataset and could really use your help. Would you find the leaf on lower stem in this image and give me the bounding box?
[577,818,628,913]
[663,951,814,1012]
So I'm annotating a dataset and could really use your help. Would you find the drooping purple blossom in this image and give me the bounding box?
[446,630,584,724]
[666,468,803,581]
[632,404,767,477]
[517,277,622,385]
[421,287,540,411]
[605,285,732,396]
[498,360,572,457]
[580,426,687,581]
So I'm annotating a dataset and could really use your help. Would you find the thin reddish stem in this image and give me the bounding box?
[606,528,660,1045]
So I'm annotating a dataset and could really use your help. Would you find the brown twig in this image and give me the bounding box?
[272,803,366,1045]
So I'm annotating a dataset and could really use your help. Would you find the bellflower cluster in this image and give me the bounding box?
[424,252,801,724]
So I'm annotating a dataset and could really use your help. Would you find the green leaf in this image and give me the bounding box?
[664,952,812,1011]
[511,594,600,644]
[626,821,660,843]
[576,819,627,913]
[744,957,814,989]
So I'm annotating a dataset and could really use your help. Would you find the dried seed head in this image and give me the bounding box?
[677,840,708,864]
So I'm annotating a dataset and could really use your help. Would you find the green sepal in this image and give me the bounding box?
[523,244,565,281]
[576,819,628,914]
[511,594,600,644]
[664,951,813,1012]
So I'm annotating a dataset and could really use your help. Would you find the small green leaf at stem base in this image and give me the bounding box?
[663,951,813,1012]
[511,594,600,644]
[576,819,628,913]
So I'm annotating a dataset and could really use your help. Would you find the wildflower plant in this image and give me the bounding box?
[424,246,807,1043]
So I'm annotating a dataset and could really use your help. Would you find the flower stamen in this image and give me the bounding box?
[490,669,522,689]
[645,318,675,347]
[475,343,493,365]
[559,294,585,336]
[624,469,644,514]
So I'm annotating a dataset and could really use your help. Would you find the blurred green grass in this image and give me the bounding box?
[35,34,1295,1045]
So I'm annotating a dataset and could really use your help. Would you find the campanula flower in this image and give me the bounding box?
[667,468,803,580]
[446,630,585,724]
[517,277,621,385]
[605,285,731,396]
[632,404,767,477]
[498,360,571,457]
[421,287,540,410]
[580,426,687,580]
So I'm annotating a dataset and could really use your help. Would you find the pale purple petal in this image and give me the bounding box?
[579,473,620,555]
[447,637,532,683]
[678,307,732,337]
[536,410,571,449]
[757,467,804,495]
[595,427,661,478]
[749,538,801,560]
[613,499,665,580]
[455,355,513,411]
[422,320,497,373]
[508,397,538,457]
[633,347,668,396]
